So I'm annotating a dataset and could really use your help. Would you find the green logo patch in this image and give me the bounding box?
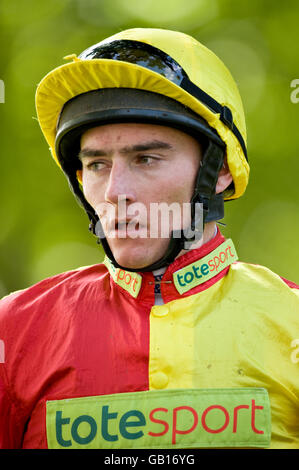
[46,388,271,449]
[173,239,238,294]
[104,256,142,298]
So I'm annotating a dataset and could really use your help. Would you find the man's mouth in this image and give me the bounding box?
[108,219,146,238]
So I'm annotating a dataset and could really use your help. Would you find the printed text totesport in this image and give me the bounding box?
[46,388,271,449]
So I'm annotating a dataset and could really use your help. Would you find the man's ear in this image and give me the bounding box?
[216,159,233,194]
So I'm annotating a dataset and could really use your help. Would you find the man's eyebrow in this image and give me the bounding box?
[78,148,107,160]
[78,140,173,160]
[120,140,173,154]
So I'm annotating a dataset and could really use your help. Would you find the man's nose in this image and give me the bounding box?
[104,161,137,205]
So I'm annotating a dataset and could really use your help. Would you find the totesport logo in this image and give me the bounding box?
[173,239,238,294]
[104,256,142,298]
[46,388,271,449]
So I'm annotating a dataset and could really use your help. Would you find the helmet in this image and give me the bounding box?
[35,28,249,271]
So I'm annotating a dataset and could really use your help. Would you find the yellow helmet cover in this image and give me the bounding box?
[36,28,249,201]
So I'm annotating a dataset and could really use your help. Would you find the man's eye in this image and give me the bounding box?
[86,161,106,170]
[137,155,157,165]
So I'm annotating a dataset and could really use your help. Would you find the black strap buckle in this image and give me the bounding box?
[220,105,233,130]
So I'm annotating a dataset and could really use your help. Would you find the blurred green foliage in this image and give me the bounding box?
[0,0,298,296]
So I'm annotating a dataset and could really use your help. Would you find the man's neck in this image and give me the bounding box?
[152,222,218,305]
[176,221,217,260]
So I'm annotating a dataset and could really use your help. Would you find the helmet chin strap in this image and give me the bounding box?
[83,140,225,273]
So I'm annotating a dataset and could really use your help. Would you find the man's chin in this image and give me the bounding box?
[107,238,168,271]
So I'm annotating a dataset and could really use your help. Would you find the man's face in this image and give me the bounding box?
[78,123,202,269]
